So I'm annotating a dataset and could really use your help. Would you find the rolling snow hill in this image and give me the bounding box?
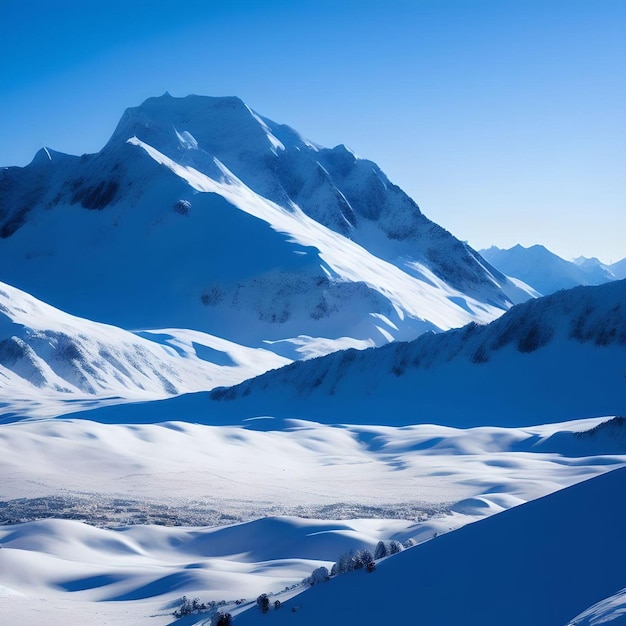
[480,244,621,295]
[0,94,533,362]
[4,414,623,519]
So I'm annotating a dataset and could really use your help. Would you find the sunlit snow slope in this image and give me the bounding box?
[235,466,626,626]
[0,94,533,362]
[0,281,289,419]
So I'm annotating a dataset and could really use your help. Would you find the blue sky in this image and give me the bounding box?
[1,0,624,262]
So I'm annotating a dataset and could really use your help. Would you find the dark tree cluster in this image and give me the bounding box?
[330,548,374,576]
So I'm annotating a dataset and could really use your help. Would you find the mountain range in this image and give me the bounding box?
[481,244,626,296]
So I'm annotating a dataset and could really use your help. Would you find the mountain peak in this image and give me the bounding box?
[0,92,535,352]
[29,146,72,166]
[107,94,274,154]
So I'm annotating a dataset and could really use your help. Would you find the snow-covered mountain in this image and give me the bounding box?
[0,94,533,361]
[192,279,626,428]
[480,244,621,295]
[0,281,289,419]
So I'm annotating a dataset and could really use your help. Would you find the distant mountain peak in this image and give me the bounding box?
[481,243,617,295]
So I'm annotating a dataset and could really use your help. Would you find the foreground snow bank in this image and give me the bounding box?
[236,467,626,626]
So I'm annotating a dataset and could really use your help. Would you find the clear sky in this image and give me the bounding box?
[1,0,624,262]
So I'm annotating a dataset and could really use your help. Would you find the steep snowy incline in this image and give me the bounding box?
[0,94,534,363]
[126,135,506,332]
[110,94,532,307]
[0,281,290,419]
[235,466,626,626]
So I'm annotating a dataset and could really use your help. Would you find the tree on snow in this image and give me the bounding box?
[374,540,404,560]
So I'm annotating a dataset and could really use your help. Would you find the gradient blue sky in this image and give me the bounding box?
[1,0,624,262]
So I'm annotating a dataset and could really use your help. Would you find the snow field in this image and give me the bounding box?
[1,416,625,624]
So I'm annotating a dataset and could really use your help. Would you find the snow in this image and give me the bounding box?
[0,416,624,625]
[127,134,505,334]
[0,93,623,626]
[3,415,622,511]
[0,94,536,374]
[0,281,290,419]
[196,279,626,427]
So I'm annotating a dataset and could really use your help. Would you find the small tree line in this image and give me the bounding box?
[174,539,415,620]
[173,595,245,622]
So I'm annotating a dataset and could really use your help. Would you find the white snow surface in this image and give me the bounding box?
[0,416,624,625]
[233,466,626,626]
[3,415,622,508]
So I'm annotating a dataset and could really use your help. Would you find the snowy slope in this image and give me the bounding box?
[109,95,529,306]
[568,588,626,626]
[0,94,533,363]
[63,280,625,428]
[168,279,626,428]
[481,244,618,295]
[234,466,626,626]
[0,281,289,419]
